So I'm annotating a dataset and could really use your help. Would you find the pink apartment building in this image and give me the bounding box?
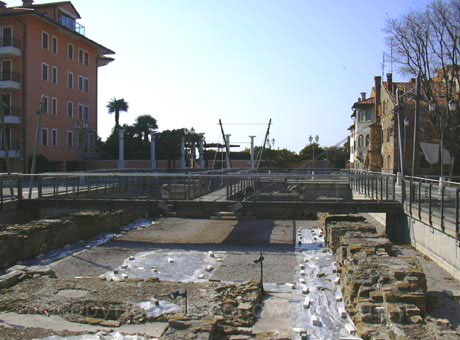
[0,0,114,172]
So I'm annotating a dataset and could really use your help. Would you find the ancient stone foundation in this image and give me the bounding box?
[321,214,455,340]
[0,210,143,270]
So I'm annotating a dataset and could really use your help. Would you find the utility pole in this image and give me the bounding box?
[28,99,44,198]
[412,73,420,177]
[0,100,14,197]
[396,89,405,177]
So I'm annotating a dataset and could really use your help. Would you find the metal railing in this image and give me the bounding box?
[0,38,21,49]
[58,17,86,36]
[0,72,20,82]
[348,170,460,242]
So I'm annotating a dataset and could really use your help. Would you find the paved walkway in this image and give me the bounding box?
[195,187,228,201]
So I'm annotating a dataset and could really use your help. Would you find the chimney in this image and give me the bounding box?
[22,0,33,7]
[386,73,393,94]
[0,2,7,8]
[360,92,366,101]
[375,76,381,117]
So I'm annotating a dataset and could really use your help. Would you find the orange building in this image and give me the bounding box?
[0,0,114,172]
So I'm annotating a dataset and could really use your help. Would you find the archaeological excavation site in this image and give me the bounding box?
[0,171,459,340]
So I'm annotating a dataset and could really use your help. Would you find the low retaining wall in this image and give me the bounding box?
[0,210,143,270]
[321,214,452,340]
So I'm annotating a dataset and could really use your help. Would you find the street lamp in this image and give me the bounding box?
[308,135,320,169]
[428,100,454,180]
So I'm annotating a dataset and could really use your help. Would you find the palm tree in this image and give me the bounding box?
[133,115,158,143]
[106,98,129,128]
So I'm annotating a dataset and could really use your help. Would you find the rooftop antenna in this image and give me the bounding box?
[381,52,385,79]
[390,38,394,74]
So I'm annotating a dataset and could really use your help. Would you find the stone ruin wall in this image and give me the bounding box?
[320,214,454,340]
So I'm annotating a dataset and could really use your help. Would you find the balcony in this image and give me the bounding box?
[0,150,20,158]
[58,16,86,36]
[0,38,21,57]
[1,107,21,125]
[0,72,21,90]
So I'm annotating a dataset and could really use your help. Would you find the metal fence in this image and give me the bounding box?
[348,170,460,241]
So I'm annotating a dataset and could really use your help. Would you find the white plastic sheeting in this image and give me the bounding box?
[137,299,180,318]
[104,250,225,283]
[291,227,361,340]
[35,332,155,340]
[22,220,154,269]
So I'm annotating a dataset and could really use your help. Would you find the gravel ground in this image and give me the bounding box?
[0,326,85,340]
[117,218,236,244]
[395,245,460,331]
[50,218,298,283]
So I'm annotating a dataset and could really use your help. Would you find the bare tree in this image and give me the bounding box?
[385,0,460,174]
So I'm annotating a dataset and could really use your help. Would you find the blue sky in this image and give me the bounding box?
[14,0,432,152]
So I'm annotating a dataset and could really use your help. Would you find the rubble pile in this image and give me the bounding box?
[322,214,459,340]
[0,275,264,340]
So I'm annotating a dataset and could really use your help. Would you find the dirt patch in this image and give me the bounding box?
[0,326,85,340]
[117,218,236,244]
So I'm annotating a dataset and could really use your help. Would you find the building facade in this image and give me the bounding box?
[0,0,114,172]
[350,92,376,170]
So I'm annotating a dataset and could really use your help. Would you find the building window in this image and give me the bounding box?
[365,135,370,146]
[52,129,57,147]
[67,101,73,118]
[78,49,83,64]
[41,95,49,113]
[84,105,89,121]
[51,97,57,115]
[67,72,73,89]
[78,103,83,120]
[52,66,58,84]
[68,43,74,60]
[67,130,73,147]
[78,76,89,93]
[42,32,49,50]
[84,78,89,93]
[41,128,48,146]
[358,135,363,147]
[52,36,58,54]
[84,51,89,66]
[41,63,49,81]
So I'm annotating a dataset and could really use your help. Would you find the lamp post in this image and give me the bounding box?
[308,135,319,169]
[429,99,457,180]
[403,117,409,173]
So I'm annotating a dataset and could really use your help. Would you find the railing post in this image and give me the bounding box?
[53,176,57,197]
[77,176,80,197]
[456,188,459,240]
[392,176,396,201]
[409,179,413,215]
[0,177,3,210]
[17,176,22,201]
[380,176,383,200]
[429,183,432,225]
[65,176,68,197]
[441,185,445,231]
[38,176,42,198]
[386,177,389,200]
[418,181,421,220]
[401,179,406,202]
